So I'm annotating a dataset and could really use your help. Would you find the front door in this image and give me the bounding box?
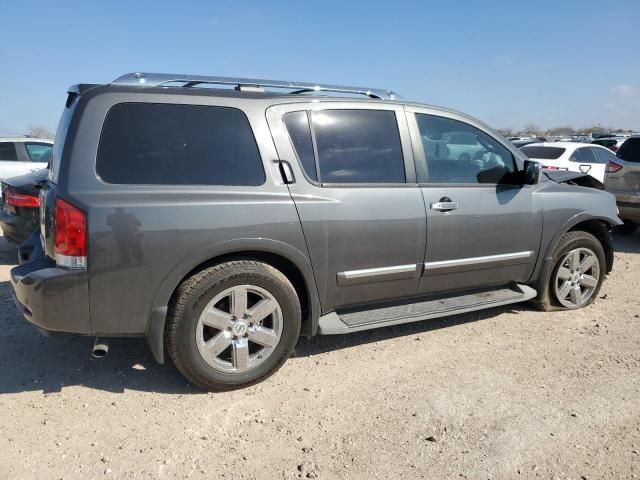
[405,107,542,295]
[267,103,426,311]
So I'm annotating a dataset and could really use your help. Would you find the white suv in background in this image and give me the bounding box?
[0,136,53,180]
[520,142,617,183]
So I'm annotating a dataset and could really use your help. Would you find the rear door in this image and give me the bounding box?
[569,147,605,182]
[267,102,426,311]
[405,107,541,295]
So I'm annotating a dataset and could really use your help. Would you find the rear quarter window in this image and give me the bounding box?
[520,146,565,160]
[617,138,640,163]
[97,103,265,185]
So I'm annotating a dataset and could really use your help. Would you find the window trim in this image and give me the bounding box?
[271,102,417,188]
[95,102,266,187]
[406,108,522,186]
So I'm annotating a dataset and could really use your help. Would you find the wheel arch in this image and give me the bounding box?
[530,214,616,300]
[146,238,321,364]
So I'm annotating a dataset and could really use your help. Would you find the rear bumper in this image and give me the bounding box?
[10,241,91,335]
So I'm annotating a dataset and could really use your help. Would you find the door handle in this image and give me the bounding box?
[431,201,459,212]
[431,196,459,212]
[278,160,295,184]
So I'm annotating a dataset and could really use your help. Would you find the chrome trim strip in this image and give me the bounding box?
[343,264,417,279]
[337,264,418,286]
[424,251,534,271]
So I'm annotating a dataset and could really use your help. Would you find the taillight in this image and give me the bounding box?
[5,191,40,207]
[54,198,87,269]
[606,161,623,173]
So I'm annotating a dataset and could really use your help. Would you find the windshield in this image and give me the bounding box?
[520,146,565,160]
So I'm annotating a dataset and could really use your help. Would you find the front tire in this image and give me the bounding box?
[166,260,301,391]
[532,231,606,311]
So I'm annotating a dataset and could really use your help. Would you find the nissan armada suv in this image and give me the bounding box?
[10,73,621,391]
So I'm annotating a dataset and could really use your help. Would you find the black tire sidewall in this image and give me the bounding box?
[174,264,300,389]
[549,232,606,309]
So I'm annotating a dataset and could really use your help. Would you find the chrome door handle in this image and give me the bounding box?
[431,201,459,212]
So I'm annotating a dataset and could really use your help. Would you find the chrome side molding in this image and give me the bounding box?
[337,264,418,286]
[423,251,534,275]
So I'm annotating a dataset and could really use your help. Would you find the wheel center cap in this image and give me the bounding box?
[572,273,580,283]
[233,321,248,336]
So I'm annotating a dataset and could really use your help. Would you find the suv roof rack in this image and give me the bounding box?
[111,72,399,100]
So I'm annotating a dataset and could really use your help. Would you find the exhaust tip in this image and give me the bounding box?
[92,338,109,358]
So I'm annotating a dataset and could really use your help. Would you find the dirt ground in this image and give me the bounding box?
[0,230,638,480]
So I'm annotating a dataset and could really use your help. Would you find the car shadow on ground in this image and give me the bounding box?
[613,230,640,254]
[0,230,634,395]
[0,275,526,396]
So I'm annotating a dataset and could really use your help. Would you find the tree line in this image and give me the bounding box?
[497,124,635,137]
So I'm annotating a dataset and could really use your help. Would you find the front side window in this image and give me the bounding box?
[312,109,405,183]
[97,103,265,185]
[0,142,18,161]
[415,114,516,184]
[25,143,53,163]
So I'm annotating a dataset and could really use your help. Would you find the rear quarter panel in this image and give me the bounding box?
[61,88,315,335]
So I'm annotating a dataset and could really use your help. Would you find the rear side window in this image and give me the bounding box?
[593,147,617,163]
[312,109,405,183]
[570,147,597,163]
[25,143,52,163]
[97,103,265,185]
[617,138,640,163]
[283,111,318,182]
[0,142,18,161]
[520,146,565,160]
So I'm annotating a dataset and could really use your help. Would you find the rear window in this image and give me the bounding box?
[97,103,265,185]
[0,142,18,161]
[25,143,52,163]
[520,146,565,160]
[617,138,640,163]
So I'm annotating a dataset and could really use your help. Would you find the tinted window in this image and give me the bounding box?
[0,142,18,161]
[25,143,52,163]
[593,139,616,149]
[283,111,317,181]
[570,147,597,163]
[98,103,265,185]
[520,146,566,160]
[312,110,405,183]
[50,98,77,183]
[593,147,617,163]
[415,114,516,184]
[617,138,640,163]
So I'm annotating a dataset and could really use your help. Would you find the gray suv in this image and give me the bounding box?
[10,73,621,391]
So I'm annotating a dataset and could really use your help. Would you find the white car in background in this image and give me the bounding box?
[519,142,617,183]
[0,136,53,180]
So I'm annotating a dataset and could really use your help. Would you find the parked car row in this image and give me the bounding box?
[514,136,640,235]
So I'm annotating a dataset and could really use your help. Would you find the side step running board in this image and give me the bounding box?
[317,284,537,335]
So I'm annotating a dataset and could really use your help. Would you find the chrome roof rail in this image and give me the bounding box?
[111,72,399,100]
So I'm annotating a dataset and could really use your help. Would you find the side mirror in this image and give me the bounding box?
[522,160,540,185]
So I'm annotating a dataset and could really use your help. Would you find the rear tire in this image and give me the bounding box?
[166,260,301,391]
[531,230,606,311]
[616,220,638,236]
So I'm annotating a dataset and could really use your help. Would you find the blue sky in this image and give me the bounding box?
[1,0,639,134]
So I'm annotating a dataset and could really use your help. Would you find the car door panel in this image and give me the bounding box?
[267,102,427,311]
[405,107,542,295]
